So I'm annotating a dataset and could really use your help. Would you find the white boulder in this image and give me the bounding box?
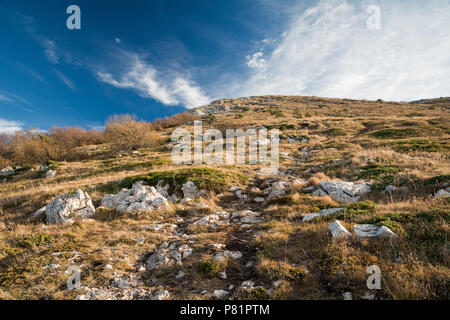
[310,181,372,203]
[45,190,95,224]
[435,188,450,198]
[329,220,351,238]
[45,170,56,178]
[0,166,14,176]
[182,180,199,199]
[353,224,397,239]
[101,182,169,213]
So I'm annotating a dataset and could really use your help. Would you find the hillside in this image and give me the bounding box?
[0,95,449,300]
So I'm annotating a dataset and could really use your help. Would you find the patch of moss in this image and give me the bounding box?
[248,287,270,300]
[324,128,348,137]
[371,128,429,139]
[384,140,449,153]
[311,201,376,222]
[16,233,53,248]
[197,260,224,278]
[357,163,399,180]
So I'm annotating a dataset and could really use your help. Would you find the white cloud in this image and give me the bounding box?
[246,52,266,69]
[238,0,450,101]
[0,119,24,133]
[98,54,210,108]
[115,37,121,44]
[53,70,76,90]
[0,94,13,102]
[43,39,59,64]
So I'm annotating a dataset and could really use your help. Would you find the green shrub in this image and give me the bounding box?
[384,140,449,153]
[324,128,348,137]
[197,260,223,277]
[16,234,53,248]
[357,163,399,180]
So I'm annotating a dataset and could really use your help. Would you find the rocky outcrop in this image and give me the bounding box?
[101,182,170,214]
[43,190,95,224]
[308,181,372,203]
[353,224,397,239]
[146,241,193,270]
[182,181,202,200]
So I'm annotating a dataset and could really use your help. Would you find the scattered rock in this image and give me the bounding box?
[266,181,287,199]
[101,182,170,214]
[310,181,372,203]
[343,292,353,300]
[146,242,193,269]
[0,166,14,176]
[353,224,397,239]
[230,210,262,224]
[361,292,375,300]
[435,188,450,198]
[241,280,255,290]
[43,190,95,224]
[303,207,344,222]
[182,181,200,199]
[384,185,397,192]
[214,250,243,261]
[329,220,351,238]
[152,289,170,300]
[213,289,229,299]
[45,170,56,178]
[176,271,185,279]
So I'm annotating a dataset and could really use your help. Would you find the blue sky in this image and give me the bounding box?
[1,0,449,132]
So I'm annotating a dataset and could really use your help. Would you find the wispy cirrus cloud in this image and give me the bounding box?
[43,39,59,64]
[0,93,14,102]
[53,69,76,90]
[97,53,210,108]
[236,0,450,101]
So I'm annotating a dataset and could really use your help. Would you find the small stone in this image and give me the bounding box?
[176,271,185,279]
[343,292,353,300]
[213,289,229,299]
[104,264,113,270]
[152,289,170,300]
[361,292,375,300]
[219,271,227,279]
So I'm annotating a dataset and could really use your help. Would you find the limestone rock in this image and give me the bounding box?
[303,207,344,222]
[329,220,351,238]
[182,180,199,199]
[214,289,229,299]
[310,181,372,203]
[435,188,450,198]
[101,182,169,214]
[45,190,95,224]
[146,242,193,270]
[353,224,397,239]
[0,166,14,176]
[45,170,56,178]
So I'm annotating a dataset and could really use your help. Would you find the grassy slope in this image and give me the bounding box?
[0,96,449,300]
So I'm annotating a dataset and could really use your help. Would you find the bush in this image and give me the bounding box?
[152,112,200,130]
[104,114,161,152]
[48,126,104,149]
